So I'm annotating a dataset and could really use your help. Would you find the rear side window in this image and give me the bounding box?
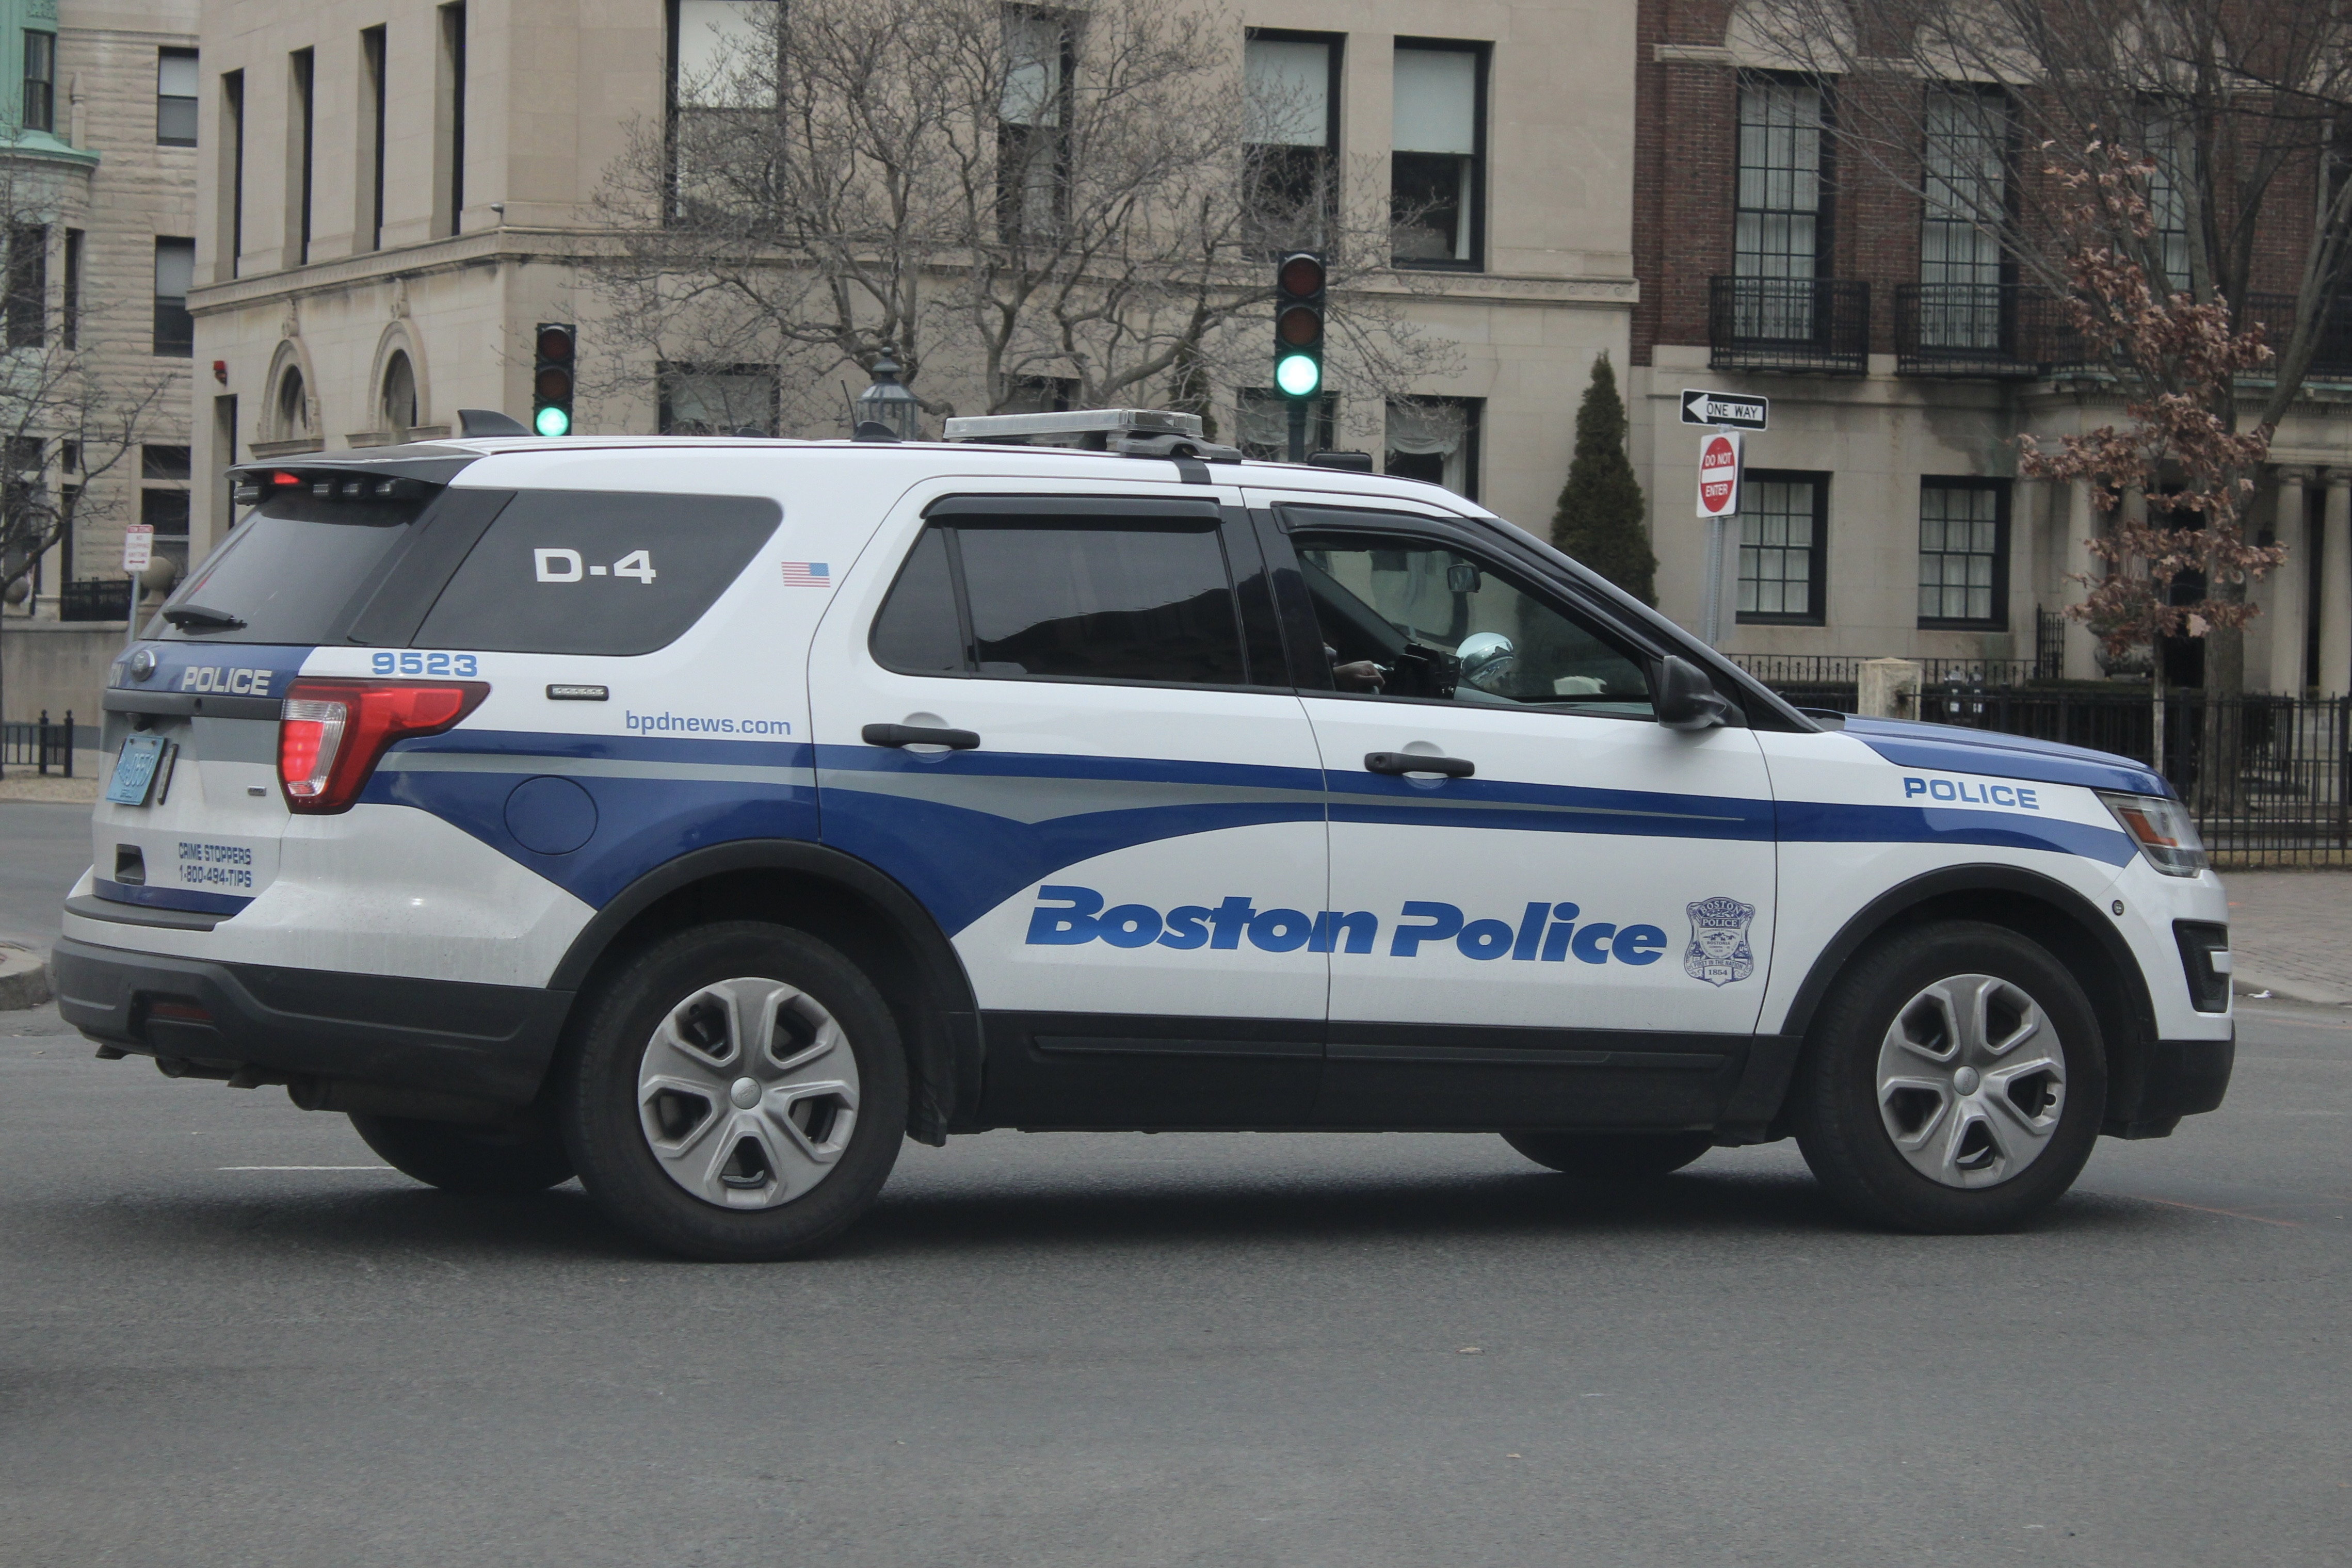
[870,510,1249,687]
[155,493,428,644]
[414,491,780,656]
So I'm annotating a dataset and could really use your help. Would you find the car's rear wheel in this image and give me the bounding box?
[1791,919,2105,1233]
[558,922,907,1261]
[1503,1130,1714,1179]
[349,1109,575,1194]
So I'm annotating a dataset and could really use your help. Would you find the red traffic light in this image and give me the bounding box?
[536,325,575,363]
[1277,304,1322,346]
[1277,254,1325,299]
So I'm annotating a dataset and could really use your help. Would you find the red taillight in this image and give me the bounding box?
[277,678,489,813]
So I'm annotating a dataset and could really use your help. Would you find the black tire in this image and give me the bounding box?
[557,922,908,1262]
[1791,919,2106,1234]
[349,1108,575,1194]
[1503,1130,1714,1179]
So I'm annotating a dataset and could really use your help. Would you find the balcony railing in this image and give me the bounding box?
[1708,276,1870,374]
[1894,283,2088,378]
[2244,292,2352,383]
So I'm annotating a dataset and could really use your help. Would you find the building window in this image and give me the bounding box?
[1237,387,1335,461]
[439,4,466,237]
[1734,76,1830,338]
[157,48,198,146]
[220,71,244,278]
[380,352,417,438]
[667,0,780,223]
[60,228,78,348]
[997,7,1073,241]
[153,238,195,357]
[1390,42,1485,268]
[21,30,54,134]
[1917,88,2009,350]
[1384,397,1481,499]
[272,364,310,441]
[1735,471,1828,625]
[360,27,386,252]
[288,50,314,264]
[657,363,778,435]
[1918,478,2009,627]
[2139,108,2194,292]
[1244,31,1340,251]
[6,225,44,350]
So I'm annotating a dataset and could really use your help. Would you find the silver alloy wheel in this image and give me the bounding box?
[1874,973,2067,1190]
[635,977,861,1210]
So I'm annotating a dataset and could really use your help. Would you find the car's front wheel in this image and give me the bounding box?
[1791,919,2105,1233]
[559,922,908,1261]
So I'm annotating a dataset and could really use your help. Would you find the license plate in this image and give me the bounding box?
[106,734,166,806]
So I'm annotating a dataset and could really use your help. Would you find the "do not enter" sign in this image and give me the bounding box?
[1696,431,1743,518]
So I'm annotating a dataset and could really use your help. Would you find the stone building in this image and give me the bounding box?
[184,0,1639,573]
[1628,0,2352,692]
[0,0,199,734]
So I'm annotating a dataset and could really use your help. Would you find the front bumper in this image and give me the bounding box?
[52,936,571,1105]
[2106,1029,2235,1138]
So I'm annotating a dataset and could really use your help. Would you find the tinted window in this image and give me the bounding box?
[954,522,1245,685]
[1294,532,1652,717]
[869,528,964,674]
[414,490,780,656]
[153,494,425,644]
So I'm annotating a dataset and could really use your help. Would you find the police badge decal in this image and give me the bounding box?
[1684,896,1756,986]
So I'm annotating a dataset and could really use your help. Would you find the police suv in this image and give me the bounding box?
[55,408,2234,1259]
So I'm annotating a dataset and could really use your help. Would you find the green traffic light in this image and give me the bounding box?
[534,406,571,437]
[1275,352,1321,397]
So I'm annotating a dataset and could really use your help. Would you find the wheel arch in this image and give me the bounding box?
[1765,864,2161,1138]
[546,840,981,1143]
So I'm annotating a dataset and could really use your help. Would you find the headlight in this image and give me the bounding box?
[2095,790,2209,876]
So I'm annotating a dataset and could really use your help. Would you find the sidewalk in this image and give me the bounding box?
[2224,870,2352,1006]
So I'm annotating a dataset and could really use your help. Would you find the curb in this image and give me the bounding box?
[2233,964,2352,1008]
[0,948,51,1011]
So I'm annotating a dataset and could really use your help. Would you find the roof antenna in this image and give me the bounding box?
[458,408,531,437]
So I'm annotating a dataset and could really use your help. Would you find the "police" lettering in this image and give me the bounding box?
[1905,775,2038,810]
[1025,887,1669,965]
[178,666,274,696]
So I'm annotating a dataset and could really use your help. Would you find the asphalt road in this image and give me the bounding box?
[4,816,2348,1566]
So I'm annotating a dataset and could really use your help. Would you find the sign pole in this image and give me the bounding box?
[1694,425,1744,648]
[1703,512,1728,649]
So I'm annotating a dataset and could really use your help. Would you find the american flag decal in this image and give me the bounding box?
[780,561,830,588]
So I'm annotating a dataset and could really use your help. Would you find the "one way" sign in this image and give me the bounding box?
[1679,389,1769,430]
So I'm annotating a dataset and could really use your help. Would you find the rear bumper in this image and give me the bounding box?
[52,936,570,1106]
[2107,1030,2235,1138]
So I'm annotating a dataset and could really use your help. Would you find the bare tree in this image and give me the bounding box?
[581,0,1453,439]
[0,161,176,735]
[1743,0,2352,699]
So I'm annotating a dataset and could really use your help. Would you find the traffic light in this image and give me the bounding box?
[532,322,576,437]
[1273,253,1324,398]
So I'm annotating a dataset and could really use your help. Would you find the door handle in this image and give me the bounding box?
[1364,750,1473,778]
[862,722,981,750]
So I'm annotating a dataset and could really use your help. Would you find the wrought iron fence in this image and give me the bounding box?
[0,710,74,778]
[1707,276,1871,375]
[1731,653,2050,689]
[60,577,133,622]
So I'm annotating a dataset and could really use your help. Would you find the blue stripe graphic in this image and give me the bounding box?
[1841,717,2167,796]
[1775,801,2136,866]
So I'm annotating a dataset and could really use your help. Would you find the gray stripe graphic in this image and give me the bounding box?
[819,769,1315,825]
[379,751,815,788]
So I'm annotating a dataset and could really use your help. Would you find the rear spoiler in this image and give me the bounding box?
[228,445,481,505]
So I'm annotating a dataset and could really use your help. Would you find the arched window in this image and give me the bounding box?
[380,350,417,439]
[274,365,310,440]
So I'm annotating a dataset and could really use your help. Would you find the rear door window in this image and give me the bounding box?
[870,502,1250,686]
[153,493,428,645]
[413,491,781,656]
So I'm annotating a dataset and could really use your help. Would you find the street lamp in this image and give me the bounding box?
[854,355,921,442]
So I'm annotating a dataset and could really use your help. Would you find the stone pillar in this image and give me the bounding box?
[2269,468,2312,694]
[2062,480,2102,680]
[1859,658,1923,720]
[2323,472,2352,695]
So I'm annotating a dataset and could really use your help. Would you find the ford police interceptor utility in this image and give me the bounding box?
[53,408,2234,1259]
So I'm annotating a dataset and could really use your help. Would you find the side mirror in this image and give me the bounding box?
[1653,654,1730,732]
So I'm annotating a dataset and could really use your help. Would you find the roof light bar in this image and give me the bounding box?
[942,408,1205,442]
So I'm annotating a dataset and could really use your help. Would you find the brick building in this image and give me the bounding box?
[0,0,199,733]
[1625,0,2352,692]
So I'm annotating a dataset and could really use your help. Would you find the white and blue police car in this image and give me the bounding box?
[55,408,2233,1258]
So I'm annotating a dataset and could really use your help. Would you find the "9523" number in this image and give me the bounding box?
[372,651,480,676]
